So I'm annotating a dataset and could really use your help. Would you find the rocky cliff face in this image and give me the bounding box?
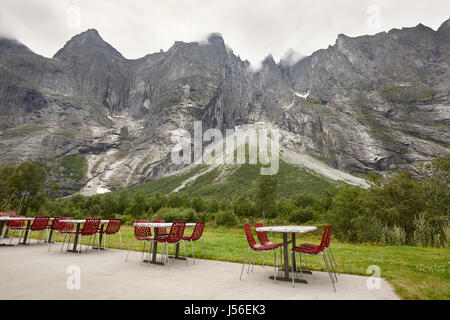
[0,19,449,196]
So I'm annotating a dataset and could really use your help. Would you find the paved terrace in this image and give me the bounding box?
[0,240,399,300]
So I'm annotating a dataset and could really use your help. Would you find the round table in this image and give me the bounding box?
[255,225,317,284]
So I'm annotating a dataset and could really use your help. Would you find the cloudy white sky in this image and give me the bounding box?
[1,0,449,66]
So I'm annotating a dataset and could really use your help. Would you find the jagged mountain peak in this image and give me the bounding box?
[205,32,225,46]
[0,37,33,55]
[0,18,448,197]
[437,17,450,34]
[53,28,124,59]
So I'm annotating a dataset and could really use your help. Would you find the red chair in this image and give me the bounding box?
[182,221,206,265]
[125,220,155,264]
[153,219,169,236]
[2,215,27,245]
[291,225,336,291]
[240,224,280,281]
[46,216,64,242]
[298,224,338,281]
[157,221,187,270]
[70,218,101,254]
[254,222,283,269]
[25,216,50,245]
[51,217,75,253]
[45,217,64,250]
[98,218,122,250]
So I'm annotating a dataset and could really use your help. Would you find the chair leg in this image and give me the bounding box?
[247,251,254,274]
[147,241,153,267]
[166,243,170,271]
[328,247,339,275]
[273,249,277,281]
[240,247,250,280]
[326,248,338,282]
[77,236,81,255]
[141,241,147,264]
[125,238,134,262]
[201,238,206,256]
[251,250,257,272]
[60,234,67,253]
[262,251,266,268]
[118,232,122,250]
[321,252,336,292]
[183,241,188,266]
[64,234,71,254]
[292,252,295,287]
[305,254,309,272]
[299,253,303,278]
[191,240,195,265]
[18,230,24,245]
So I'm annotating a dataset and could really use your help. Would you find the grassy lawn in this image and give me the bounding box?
[23,224,450,300]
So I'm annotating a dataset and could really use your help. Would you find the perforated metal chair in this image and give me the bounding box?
[240,224,280,281]
[72,218,101,254]
[291,225,336,291]
[157,221,187,270]
[125,220,155,264]
[297,224,338,281]
[254,222,283,270]
[152,219,169,237]
[181,221,206,264]
[98,218,122,250]
[51,217,75,253]
[25,216,50,245]
[1,215,26,245]
[46,216,64,244]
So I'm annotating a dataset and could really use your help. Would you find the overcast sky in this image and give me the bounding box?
[1,0,449,66]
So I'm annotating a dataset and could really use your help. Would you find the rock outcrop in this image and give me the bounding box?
[0,19,449,196]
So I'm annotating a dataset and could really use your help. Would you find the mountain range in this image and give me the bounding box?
[0,18,449,197]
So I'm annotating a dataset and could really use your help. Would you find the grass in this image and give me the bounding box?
[179,159,341,199]
[123,165,208,196]
[24,224,449,300]
[4,125,47,138]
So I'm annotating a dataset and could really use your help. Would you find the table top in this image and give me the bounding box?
[133,222,197,227]
[255,226,317,233]
[0,217,54,221]
[59,219,110,224]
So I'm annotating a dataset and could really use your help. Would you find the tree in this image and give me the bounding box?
[125,190,147,217]
[116,189,129,214]
[102,193,117,219]
[6,161,48,214]
[255,173,278,220]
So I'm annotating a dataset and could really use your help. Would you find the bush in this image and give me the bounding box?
[215,210,238,227]
[413,213,431,247]
[181,207,197,222]
[288,206,314,223]
[153,207,185,221]
[380,225,406,246]
[115,214,134,225]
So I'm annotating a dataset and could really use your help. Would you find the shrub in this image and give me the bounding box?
[288,206,314,223]
[181,207,197,222]
[413,213,431,247]
[380,225,406,246]
[153,207,185,222]
[115,214,134,225]
[215,210,238,227]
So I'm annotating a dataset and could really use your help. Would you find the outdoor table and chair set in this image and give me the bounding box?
[0,212,206,269]
[1,211,339,290]
[240,222,339,291]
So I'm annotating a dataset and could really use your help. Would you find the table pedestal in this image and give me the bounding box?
[268,232,311,284]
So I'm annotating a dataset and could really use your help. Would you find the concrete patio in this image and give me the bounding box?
[0,240,399,300]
